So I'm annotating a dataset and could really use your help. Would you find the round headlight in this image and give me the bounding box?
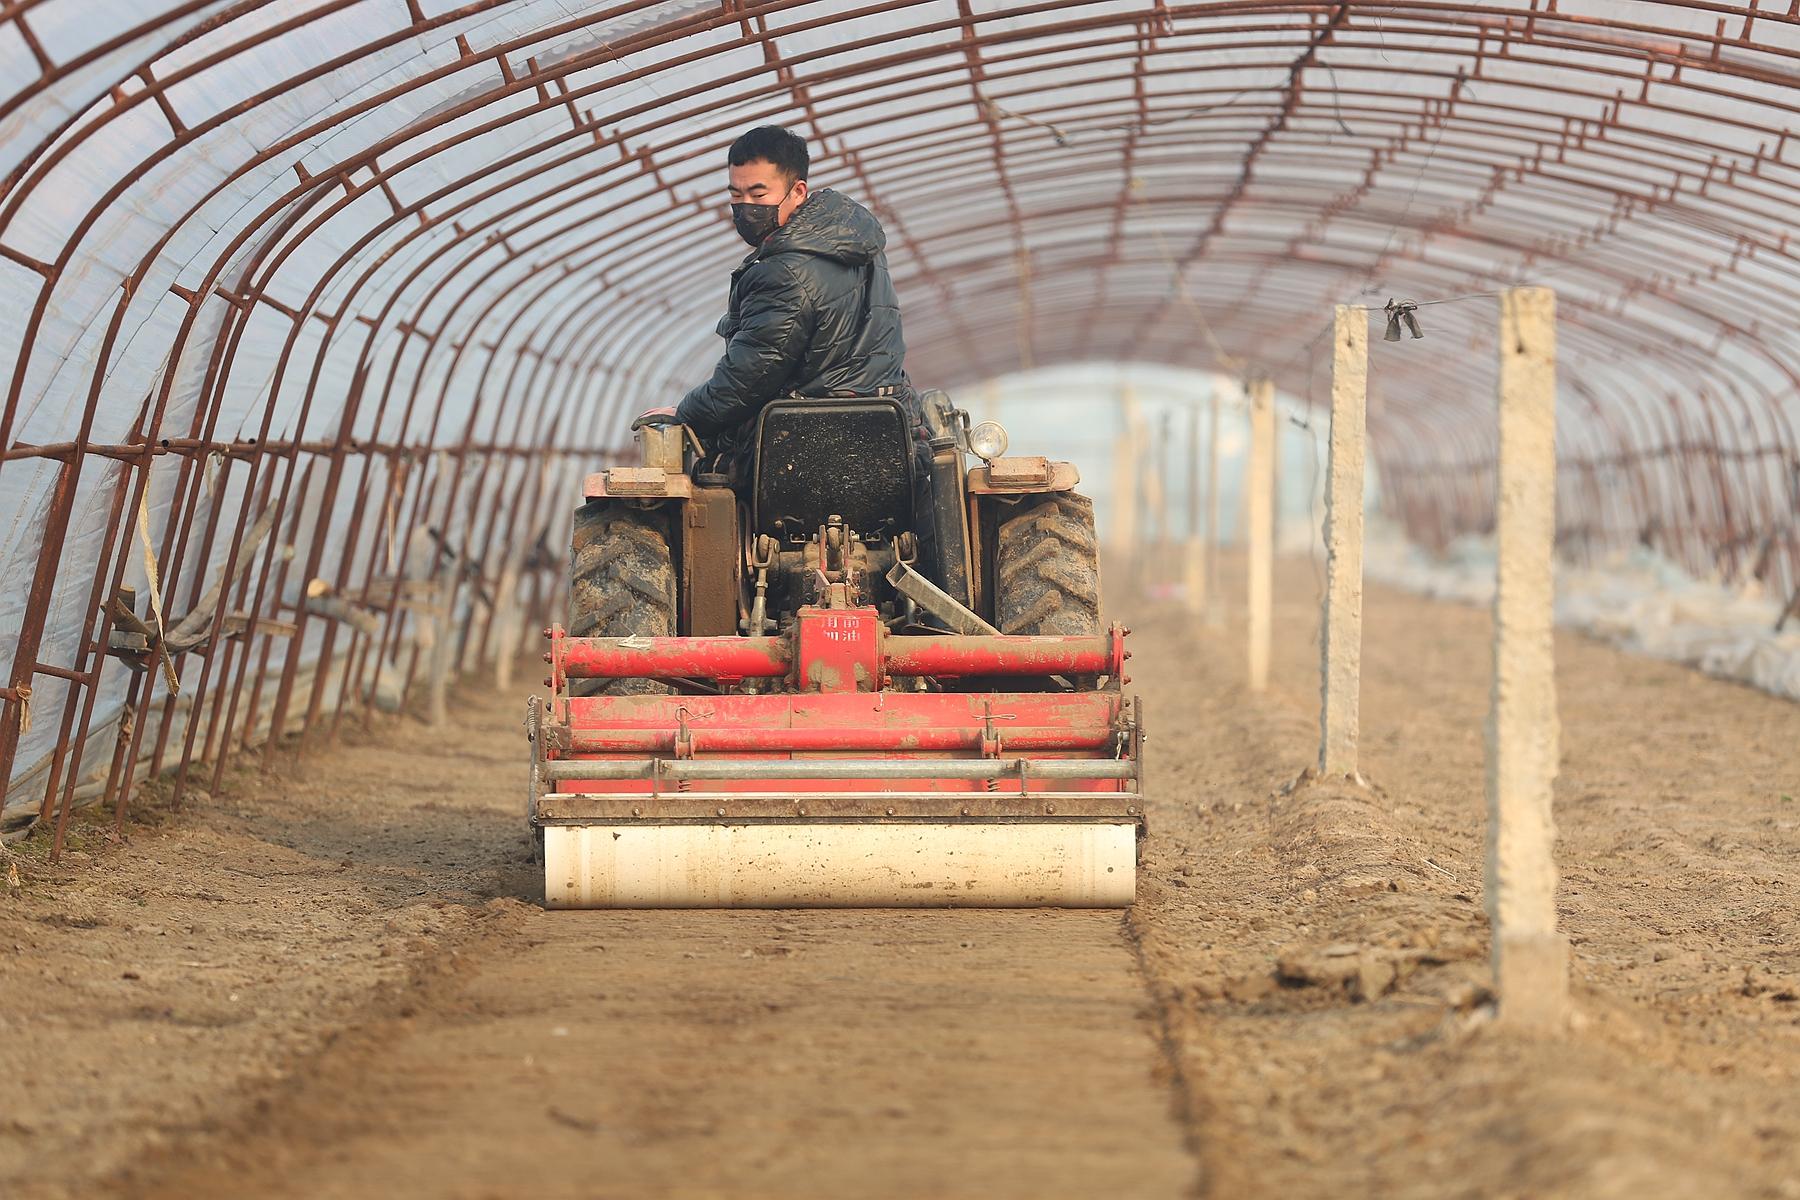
[969,420,1009,460]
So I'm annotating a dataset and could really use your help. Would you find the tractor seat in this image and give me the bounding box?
[752,396,914,542]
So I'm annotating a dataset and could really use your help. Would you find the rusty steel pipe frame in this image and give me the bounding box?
[0,0,769,828]
[3,1,1800,849]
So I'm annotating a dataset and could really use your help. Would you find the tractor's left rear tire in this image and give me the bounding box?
[569,501,676,697]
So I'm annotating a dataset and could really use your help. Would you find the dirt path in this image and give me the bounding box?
[4,557,1796,1199]
[0,678,541,1200]
[122,909,1189,1200]
[2,670,1192,1200]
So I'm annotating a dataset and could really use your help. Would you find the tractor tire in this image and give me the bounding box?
[993,492,1103,637]
[568,501,676,697]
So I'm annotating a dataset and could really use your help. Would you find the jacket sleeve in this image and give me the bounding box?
[676,258,814,438]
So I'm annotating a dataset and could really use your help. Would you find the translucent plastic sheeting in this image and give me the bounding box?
[1365,524,1800,705]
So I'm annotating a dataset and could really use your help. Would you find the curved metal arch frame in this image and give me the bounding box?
[2,0,1799,855]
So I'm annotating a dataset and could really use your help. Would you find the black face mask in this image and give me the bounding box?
[731,182,797,247]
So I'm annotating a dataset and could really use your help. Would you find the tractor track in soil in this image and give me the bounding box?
[2,556,1797,1198]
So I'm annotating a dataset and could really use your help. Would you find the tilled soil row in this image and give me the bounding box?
[1125,560,1799,1199]
[0,680,543,1200]
[4,563,1795,1200]
[4,668,1194,1200]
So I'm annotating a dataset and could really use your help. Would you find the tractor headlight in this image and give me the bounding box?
[969,420,1009,461]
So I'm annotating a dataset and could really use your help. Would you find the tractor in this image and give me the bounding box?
[526,390,1143,907]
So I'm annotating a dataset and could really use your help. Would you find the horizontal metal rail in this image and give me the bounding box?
[560,636,787,679]
[563,726,1116,754]
[534,791,1146,822]
[540,756,1137,782]
[556,633,1118,680]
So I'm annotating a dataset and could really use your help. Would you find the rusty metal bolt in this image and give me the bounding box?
[543,677,554,688]
[542,627,553,639]
[542,651,552,663]
[1122,675,1132,685]
[1123,650,1133,660]
[1122,625,1132,635]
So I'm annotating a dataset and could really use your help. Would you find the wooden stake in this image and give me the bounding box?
[1488,286,1568,1031]
[1246,378,1274,691]
[1319,306,1367,777]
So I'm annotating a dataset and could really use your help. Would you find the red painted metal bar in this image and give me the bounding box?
[565,727,1115,754]
[559,636,790,680]
[556,630,1123,680]
[883,635,1121,678]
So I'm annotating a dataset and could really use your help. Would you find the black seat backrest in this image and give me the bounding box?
[752,397,913,542]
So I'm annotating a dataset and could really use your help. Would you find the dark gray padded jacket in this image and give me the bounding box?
[675,188,910,443]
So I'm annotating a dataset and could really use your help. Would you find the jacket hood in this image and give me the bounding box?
[759,187,885,265]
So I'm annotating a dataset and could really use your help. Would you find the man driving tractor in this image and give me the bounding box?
[544,130,1129,909]
[642,125,940,578]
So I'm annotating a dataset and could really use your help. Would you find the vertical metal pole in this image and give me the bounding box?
[1204,380,1221,626]
[0,455,78,813]
[1488,286,1567,1031]
[1246,378,1275,691]
[1183,391,1206,615]
[1319,306,1367,777]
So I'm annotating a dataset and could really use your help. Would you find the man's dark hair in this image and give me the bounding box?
[728,125,809,182]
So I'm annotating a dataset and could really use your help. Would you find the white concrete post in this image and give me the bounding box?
[1270,401,1283,553]
[1110,384,1144,593]
[1204,382,1222,626]
[1487,286,1568,1031]
[1144,411,1170,588]
[1246,378,1275,691]
[1183,394,1206,615]
[1319,306,1367,777]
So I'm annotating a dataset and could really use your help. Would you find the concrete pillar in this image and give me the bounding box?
[1319,306,1367,777]
[1110,384,1143,593]
[1204,382,1222,627]
[1246,378,1275,691]
[1487,286,1568,1031]
[1183,394,1206,615]
[1270,399,1283,552]
[1144,410,1170,588]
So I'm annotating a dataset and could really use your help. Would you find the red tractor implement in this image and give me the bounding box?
[527,392,1143,907]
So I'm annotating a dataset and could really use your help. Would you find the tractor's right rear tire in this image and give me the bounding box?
[569,501,676,696]
[993,492,1103,637]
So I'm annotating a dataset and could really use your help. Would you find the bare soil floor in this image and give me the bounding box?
[3,557,1797,1199]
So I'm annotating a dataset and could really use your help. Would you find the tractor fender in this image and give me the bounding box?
[581,467,694,501]
[965,457,1080,495]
